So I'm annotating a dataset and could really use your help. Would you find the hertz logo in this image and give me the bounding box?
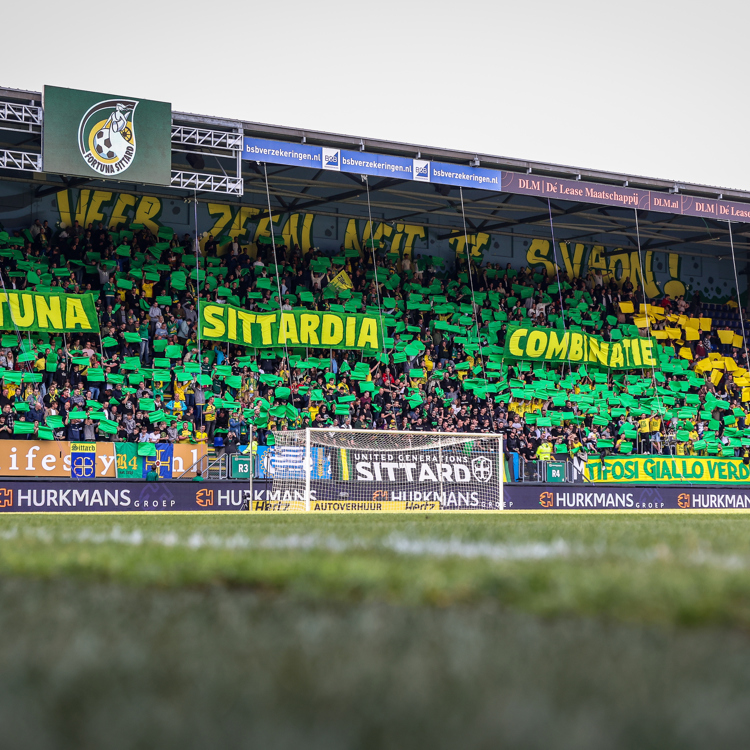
[539,491,553,508]
[677,493,691,509]
[196,489,214,507]
[0,488,12,508]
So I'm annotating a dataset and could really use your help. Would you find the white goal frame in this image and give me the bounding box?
[289,427,504,512]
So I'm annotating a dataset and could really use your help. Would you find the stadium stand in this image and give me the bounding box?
[0,219,749,471]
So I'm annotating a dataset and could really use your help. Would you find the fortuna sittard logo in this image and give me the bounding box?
[78,98,138,176]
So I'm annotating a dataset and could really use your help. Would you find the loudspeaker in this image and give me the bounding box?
[186,153,205,170]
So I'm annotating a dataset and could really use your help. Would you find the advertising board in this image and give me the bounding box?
[0,442,204,478]
[506,485,750,510]
[0,480,747,513]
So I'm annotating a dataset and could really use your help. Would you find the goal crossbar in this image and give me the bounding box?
[306,427,492,438]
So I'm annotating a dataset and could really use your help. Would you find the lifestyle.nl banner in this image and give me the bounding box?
[199,304,383,351]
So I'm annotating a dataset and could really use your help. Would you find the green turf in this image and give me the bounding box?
[3,513,750,627]
[3,513,750,747]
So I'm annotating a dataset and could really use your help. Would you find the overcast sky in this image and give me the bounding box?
[3,0,745,191]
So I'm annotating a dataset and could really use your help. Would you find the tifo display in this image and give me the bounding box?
[199,305,382,351]
[502,326,659,369]
[0,200,747,469]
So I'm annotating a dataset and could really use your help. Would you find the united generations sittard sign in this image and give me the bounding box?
[43,86,172,186]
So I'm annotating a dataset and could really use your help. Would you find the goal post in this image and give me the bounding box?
[266,428,504,512]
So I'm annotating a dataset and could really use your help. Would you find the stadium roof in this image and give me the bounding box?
[1,84,749,262]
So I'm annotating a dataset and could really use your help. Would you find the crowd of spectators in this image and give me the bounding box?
[0,217,748,464]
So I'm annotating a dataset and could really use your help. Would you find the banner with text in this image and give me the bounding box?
[0,291,99,333]
[0,442,205,478]
[507,485,750,510]
[502,326,659,370]
[585,456,750,484]
[199,304,383,351]
[429,161,502,191]
[0,480,253,512]
[70,442,96,478]
[501,172,750,223]
[115,443,142,479]
[336,149,414,179]
[242,136,750,220]
[2,480,748,513]
[243,137,502,193]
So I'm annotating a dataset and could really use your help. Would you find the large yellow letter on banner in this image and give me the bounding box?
[508,329,528,357]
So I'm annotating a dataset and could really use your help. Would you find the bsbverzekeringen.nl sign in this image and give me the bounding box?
[243,137,503,192]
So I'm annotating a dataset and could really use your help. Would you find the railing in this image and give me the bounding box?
[177,452,230,480]
[0,149,42,172]
[0,102,43,131]
[517,459,577,483]
[171,125,242,151]
[170,171,243,195]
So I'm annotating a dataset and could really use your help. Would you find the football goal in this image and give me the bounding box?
[266,428,503,512]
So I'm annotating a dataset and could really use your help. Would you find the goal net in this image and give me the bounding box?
[265,428,503,512]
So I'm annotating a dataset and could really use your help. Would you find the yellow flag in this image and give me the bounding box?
[329,270,353,291]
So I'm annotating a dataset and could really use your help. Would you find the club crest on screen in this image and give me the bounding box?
[77,98,138,176]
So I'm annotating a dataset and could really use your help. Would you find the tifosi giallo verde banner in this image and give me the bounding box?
[502,326,659,370]
[200,304,383,351]
[43,86,172,185]
[586,456,750,484]
[0,291,99,333]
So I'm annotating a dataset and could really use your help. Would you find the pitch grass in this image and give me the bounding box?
[4,513,750,627]
[3,513,750,748]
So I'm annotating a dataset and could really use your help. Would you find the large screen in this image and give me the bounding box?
[43,85,172,186]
